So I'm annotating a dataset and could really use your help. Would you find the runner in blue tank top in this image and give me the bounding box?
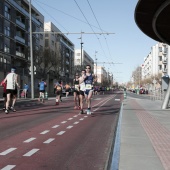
[38,78,47,103]
[83,65,96,115]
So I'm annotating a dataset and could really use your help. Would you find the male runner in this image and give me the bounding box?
[3,67,20,113]
[84,65,95,115]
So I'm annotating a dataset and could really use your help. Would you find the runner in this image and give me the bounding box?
[73,74,80,109]
[55,81,62,105]
[2,67,20,114]
[79,70,86,114]
[38,79,47,103]
[84,65,95,115]
[65,83,70,97]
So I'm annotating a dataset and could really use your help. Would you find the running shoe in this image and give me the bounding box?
[79,110,84,114]
[5,109,9,114]
[11,107,16,112]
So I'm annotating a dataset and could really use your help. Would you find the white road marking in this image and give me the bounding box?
[115,99,120,101]
[84,116,88,117]
[79,118,84,120]
[57,131,65,135]
[1,165,16,170]
[40,130,50,134]
[73,122,79,124]
[73,115,78,117]
[94,98,102,100]
[43,138,55,144]
[52,125,60,128]
[68,118,73,120]
[23,137,36,143]
[0,148,17,155]
[66,125,73,129]
[23,149,39,157]
[61,121,67,124]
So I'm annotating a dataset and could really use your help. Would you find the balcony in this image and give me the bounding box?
[66,61,69,65]
[16,19,25,29]
[16,51,25,58]
[163,59,167,64]
[8,0,40,26]
[163,68,167,73]
[163,50,167,54]
[15,35,25,44]
[66,70,69,73]
[66,52,69,57]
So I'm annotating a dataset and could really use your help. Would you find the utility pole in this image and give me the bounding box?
[80,32,84,69]
[29,0,34,99]
[95,51,98,83]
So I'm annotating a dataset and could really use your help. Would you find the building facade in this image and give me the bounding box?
[0,0,44,88]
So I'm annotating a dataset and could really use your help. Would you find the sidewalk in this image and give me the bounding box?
[119,96,170,170]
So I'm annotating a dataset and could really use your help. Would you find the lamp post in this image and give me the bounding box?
[80,32,84,69]
[29,0,34,99]
[95,51,98,83]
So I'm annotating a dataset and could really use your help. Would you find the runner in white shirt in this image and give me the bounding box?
[3,67,20,114]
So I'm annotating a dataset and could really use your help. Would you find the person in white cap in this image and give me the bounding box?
[3,67,20,114]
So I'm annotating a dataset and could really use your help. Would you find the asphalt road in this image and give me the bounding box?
[0,91,123,170]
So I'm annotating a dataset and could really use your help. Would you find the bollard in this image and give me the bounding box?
[45,92,48,100]
[124,91,127,99]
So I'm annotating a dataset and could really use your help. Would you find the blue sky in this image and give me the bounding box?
[32,0,157,83]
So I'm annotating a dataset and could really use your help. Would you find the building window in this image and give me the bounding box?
[159,47,162,52]
[4,26,10,36]
[52,40,54,46]
[4,6,10,20]
[45,39,49,47]
[40,34,43,39]
[77,53,80,56]
[4,44,10,53]
[159,56,162,61]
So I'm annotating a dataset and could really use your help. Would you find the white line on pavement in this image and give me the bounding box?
[79,118,84,120]
[40,130,50,134]
[68,118,73,120]
[57,131,65,135]
[0,148,17,155]
[73,122,79,124]
[84,116,88,117]
[52,125,60,128]
[23,137,36,143]
[23,149,39,157]
[1,165,16,170]
[61,121,67,124]
[66,126,73,129]
[73,115,78,117]
[43,138,55,144]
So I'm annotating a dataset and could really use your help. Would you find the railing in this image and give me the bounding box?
[16,19,26,29]
[150,88,165,101]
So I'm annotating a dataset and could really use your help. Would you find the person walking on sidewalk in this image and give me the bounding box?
[38,79,47,103]
[23,83,29,98]
[2,67,20,114]
[73,74,80,109]
[0,80,7,110]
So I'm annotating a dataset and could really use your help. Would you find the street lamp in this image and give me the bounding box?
[95,51,98,82]
[78,32,84,69]
[29,0,34,99]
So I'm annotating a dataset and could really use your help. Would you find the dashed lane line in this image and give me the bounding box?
[23,137,36,143]
[43,138,55,144]
[66,125,73,129]
[0,148,17,155]
[79,118,84,121]
[73,122,79,124]
[57,131,65,135]
[68,118,73,120]
[40,130,50,134]
[52,125,60,128]
[61,121,67,124]
[1,165,16,170]
[73,115,78,117]
[23,149,39,157]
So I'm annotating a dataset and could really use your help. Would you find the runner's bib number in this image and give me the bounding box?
[85,84,92,90]
[75,85,79,90]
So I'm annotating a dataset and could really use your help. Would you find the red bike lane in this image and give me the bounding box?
[0,93,122,170]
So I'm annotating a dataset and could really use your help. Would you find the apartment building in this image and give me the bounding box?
[74,49,94,71]
[142,42,170,80]
[0,0,44,87]
[44,22,74,87]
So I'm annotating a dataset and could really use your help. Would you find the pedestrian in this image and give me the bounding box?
[79,69,86,114]
[65,83,70,97]
[55,81,62,105]
[2,67,20,114]
[23,83,29,98]
[38,78,47,103]
[73,74,80,109]
[84,65,96,115]
[0,80,7,110]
